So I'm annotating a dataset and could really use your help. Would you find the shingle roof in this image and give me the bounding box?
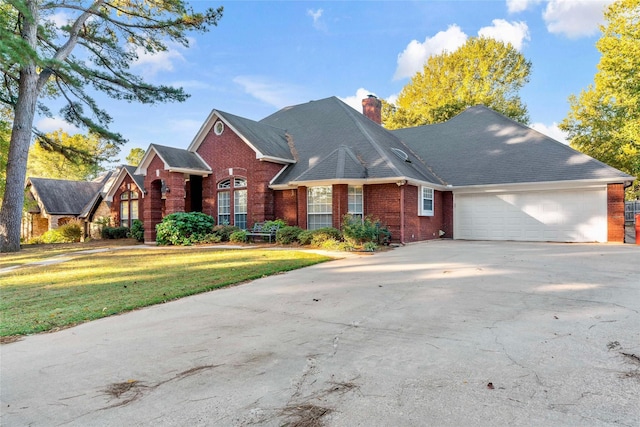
[151,144,211,172]
[260,97,443,186]
[217,110,294,161]
[28,177,105,215]
[392,105,634,186]
[123,165,145,191]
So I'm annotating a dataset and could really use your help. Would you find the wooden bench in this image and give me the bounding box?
[246,222,280,243]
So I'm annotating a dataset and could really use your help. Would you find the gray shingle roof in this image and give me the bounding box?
[392,105,634,186]
[217,110,294,161]
[123,165,145,191]
[28,177,104,215]
[151,144,211,172]
[261,97,443,186]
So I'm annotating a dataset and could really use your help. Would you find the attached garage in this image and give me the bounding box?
[454,188,608,242]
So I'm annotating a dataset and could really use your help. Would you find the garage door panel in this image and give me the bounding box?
[454,189,607,242]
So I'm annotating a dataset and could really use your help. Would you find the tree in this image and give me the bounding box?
[384,37,531,129]
[125,147,145,166]
[0,0,223,252]
[559,0,639,198]
[27,130,119,180]
[0,108,11,209]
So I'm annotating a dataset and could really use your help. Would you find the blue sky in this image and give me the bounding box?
[37,0,615,163]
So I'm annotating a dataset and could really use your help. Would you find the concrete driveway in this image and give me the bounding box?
[1,241,639,426]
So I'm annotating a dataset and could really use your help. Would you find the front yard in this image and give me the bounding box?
[0,245,332,338]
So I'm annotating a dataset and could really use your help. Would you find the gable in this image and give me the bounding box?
[28,177,104,216]
[136,144,212,176]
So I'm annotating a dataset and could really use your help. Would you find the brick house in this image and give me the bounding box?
[134,96,634,244]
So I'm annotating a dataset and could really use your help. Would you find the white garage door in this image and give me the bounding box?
[454,188,607,242]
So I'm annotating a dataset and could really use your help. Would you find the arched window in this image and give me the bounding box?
[120,190,139,227]
[217,177,247,229]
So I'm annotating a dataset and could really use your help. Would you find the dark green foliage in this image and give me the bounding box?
[101,226,129,239]
[212,225,240,242]
[341,214,379,244]
[276,226,303,244]
[298,230,314,245]
[57,221,83,242]
[128,219,144,242]
[263,219,287,229]
[156,212,215,245]
[229,230,247,243]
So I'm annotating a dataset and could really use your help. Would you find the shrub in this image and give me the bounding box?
[276,226,303,244]
[39,229,67,244]
[57,220,83,243]
[212,225,240,242]
[101,226,130,239]
[229,230,247,243]
[298,230,314,245]
[310,227,342,246]
[128,219,144,242]
[363,241,378,252]
[263,219,287,229]
[342,214,378,245]
[156,212,216,245]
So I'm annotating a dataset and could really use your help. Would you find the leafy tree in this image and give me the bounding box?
[27,130,118,180]
[0,0,223,252]
[384,37,531,129]
[125,147,145,166]
[560,0,639,198]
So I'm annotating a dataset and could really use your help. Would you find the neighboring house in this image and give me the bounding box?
[135,96,634,244]
[22,165,145,240]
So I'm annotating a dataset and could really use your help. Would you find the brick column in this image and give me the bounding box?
[297,186,307,229]
[607,183,625,243]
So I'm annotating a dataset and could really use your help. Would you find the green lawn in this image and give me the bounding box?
[0,247,332,337]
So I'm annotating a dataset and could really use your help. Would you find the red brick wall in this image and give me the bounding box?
[274,188,298,225]
[297,186,308,229]
[111,174,145,228]
[365,183,402,241]
[332,184,349,229]
[607,183,625,243]
[196,123,283,227]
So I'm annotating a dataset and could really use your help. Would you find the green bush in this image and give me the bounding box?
[342,214,378,245]
[310,227,342,246]
[128,219,144,242]
[263,219,287,229]
[156,212,216,245]
[40,229,67,244]
[276,226,303,244]
[212,225,240,242]
[363,241,378,252]
[58,221,83,243]
[298,230,314,245]
[229,230,247,243]
[101,226,129,239]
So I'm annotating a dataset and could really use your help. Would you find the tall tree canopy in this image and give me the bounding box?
[27,130,118,180]
[559,0,639,198]
[0,0,223,252]
[125,147,145,166]
[384,37,531,129]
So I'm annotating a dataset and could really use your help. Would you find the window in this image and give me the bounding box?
[120,190,139,227]
[217,177,247,228]
[214,120,224,136]
[419,186,434,216]
[308,186,332,230]
[348,186,363,220]
[234,189,247,230]
[218,191,230,225]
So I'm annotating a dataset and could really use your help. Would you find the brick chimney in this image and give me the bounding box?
[362,95,382,124]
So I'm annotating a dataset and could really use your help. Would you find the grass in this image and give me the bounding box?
[0,247,332,337]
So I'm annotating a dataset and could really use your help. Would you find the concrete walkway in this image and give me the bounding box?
[1,241,639,426]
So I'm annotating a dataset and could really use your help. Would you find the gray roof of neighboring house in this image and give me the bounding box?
[28,177,106,216]
[217,110,294,161]
[260,97,444,186]
[151,144,211,172]
[123,165,145,191]
[392,105,634,186]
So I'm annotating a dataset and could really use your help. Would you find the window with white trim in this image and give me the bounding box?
[234,189,247,230]
[217,191,230,225]
[419,186,434,216]
[348,186,363,220]
[217,177,247,227]
[307,186,332,230]
[119,190,139,227]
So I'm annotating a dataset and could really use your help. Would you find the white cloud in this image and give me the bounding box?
[506,0,544,13]
[478,19,530,50]
[339,88,399,113]
[531,122,569,144]
[543,0,613,38]
[233,75,306,109]
[35,116,80,134]
[394,25,468,80]
[307,8,327,31]
[132,46,185,77]
[170,80,215,90]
